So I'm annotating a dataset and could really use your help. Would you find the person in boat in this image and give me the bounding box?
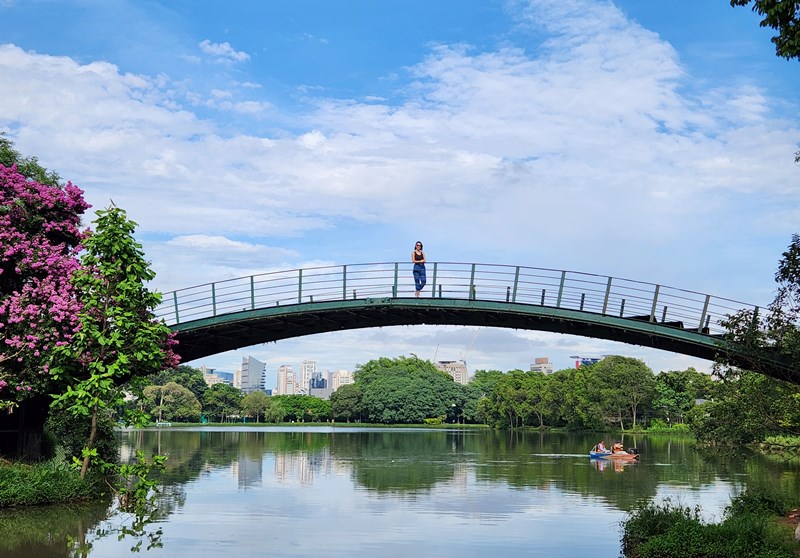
[612,442,624,453]
[596,440,607,453]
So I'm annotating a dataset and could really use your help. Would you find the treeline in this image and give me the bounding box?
[142,353,800,449]
[139,356,708,429]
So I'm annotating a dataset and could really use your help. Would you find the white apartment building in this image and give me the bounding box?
[331,369,354,391]
[299,360,317,395]
[200,366,231,387]
[240,356,266,393]
[277,365,297,395]
[436,360,469,385]
[530,357,554,375]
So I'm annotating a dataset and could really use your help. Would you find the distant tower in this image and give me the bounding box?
[240,356,266,393]
[436,360,469,385]
[530,357,554,375]
[299,360,317,395]
[331,369,354,391]
[277,365,297,395]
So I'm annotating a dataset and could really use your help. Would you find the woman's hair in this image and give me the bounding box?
[415,241,423,249]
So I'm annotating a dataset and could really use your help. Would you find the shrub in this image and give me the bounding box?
[0,460,102,507]
[621,491,799,558]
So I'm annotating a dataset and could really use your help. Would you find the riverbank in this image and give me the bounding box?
[0,458,101,507]
[621,487,800,558]
[138,421,491,429]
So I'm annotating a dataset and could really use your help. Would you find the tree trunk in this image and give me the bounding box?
[80,404,99,479]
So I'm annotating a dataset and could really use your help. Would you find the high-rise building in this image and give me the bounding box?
[299,360,317,395]
[310,369,328,389]
[240,356,266,393]
[200,366,232,387]
[436,360,469,385]
[331,369,354,391]
[530,357,554,375]
[277,365,297,395]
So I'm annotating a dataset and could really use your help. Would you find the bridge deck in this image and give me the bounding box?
[154,262,798,382]
[156,261,755,337]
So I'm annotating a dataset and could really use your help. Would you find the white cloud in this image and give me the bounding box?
[198,39,250,63]
[1,0,798,374]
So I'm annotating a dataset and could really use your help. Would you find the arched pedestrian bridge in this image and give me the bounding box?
[155,261,794,381]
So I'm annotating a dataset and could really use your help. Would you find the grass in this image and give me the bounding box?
[0,458,102,507]
[621,488,800,558]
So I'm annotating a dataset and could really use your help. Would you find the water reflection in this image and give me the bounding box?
[4,428,800,558]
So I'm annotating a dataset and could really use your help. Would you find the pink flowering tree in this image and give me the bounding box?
[1,138,178,464]
[0,156,88,459]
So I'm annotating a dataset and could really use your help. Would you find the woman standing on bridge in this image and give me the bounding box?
[412,241,426,297]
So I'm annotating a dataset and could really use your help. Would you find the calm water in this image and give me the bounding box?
[3,427,800,558]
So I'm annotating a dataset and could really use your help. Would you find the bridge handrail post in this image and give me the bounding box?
[697,294,711,332]
[173,291,180,324]
[602,277,612,315]
[649,285,660,323]
[250,276,255,310]
[211,283,217,316]
[556,271,566,308]
[512,266,520,303]
[393,263,398,297]
[342,265,347,301]
[431,262,437,298]
[298,269,303,304]
[469,264,476,300]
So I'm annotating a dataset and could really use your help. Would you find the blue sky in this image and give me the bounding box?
[1,0,798,386]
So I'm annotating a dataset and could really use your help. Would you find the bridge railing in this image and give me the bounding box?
[155,262,759,337]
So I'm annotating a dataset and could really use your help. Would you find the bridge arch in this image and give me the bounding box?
[156,262,792,381]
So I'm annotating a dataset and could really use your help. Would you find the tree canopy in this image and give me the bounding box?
[731,1,800,61]
[356,356,461,424]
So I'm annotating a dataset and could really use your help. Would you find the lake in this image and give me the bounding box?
[3,427,799,558]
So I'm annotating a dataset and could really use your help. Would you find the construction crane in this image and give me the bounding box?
[460,329,481,362]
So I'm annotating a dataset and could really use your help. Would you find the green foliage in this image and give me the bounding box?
[271,394,331,422]
[202,384,243,422]
[356,356,461,424]
[45,409,119,464]
[726,485,796,517]
[0,133,61,187]
[653,368,712,425]
[142,382,201,423]
[622,491,799,558]
[690,370,800,447]
[730,1,800,61]
[146,365,207,402]
[0,459,102,507]
[330,383,363,422]
[50,205,176,477]
[591,356,655,430]
[241,390,270,422]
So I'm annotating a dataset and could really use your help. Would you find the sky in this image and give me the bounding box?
[1,0,798,389]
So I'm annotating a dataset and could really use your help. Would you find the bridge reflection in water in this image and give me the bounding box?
[155,261,787,380]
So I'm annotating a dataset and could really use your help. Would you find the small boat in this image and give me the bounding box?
[590,450,639,461]
[589,445,640,460]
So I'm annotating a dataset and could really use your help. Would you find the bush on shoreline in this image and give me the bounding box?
[0,459,102,507]
[621,488,800,558]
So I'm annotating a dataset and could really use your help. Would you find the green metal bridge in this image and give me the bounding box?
[155,261,793,381]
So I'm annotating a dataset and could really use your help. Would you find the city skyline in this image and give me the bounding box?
[1,1,797,376]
